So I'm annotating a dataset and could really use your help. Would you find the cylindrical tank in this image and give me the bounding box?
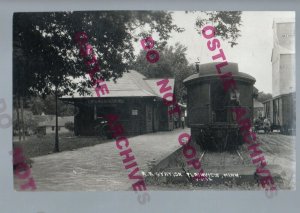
[183,62,256,151]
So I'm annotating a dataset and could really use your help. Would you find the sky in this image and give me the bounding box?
[133,11,295,94]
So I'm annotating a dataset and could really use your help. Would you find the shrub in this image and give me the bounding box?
[65,121,74,132]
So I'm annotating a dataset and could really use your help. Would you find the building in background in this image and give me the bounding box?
[264,18,295,134]
[271,18,295,97]
[253,99,264,118]
[37,116,74,135]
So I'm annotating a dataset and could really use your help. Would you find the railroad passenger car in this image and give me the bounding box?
[183,62,256,151]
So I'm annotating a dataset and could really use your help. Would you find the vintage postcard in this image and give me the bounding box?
[12,11,295,196]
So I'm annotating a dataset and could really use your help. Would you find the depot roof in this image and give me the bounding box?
[61,70,175,99]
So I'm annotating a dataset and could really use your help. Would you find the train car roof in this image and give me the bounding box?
[183,62,256,84]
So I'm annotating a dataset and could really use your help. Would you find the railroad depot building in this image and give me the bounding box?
[62,70,178,136]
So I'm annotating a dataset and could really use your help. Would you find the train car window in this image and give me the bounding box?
[230,90,240,101]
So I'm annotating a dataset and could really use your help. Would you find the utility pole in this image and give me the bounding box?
[54,87,59,152]
[20,97,25,141]
[17,95,21,142]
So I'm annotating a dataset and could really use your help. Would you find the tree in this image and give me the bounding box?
[27,96,74,116]
[257,92,273,103]
[13,11,184,99]
[131,43,194,102]
[194,11,242,47]
[13,110,39,135]
[253,87,272,103]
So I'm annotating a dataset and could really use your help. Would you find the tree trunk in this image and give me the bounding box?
[20,97,25,141]
[17,95,21,142]
[54,89,60,152]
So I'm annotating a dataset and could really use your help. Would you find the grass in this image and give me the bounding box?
[13,133,112,158]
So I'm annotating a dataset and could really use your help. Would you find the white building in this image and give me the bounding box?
[271,18,295,97]
[37,116,74,135]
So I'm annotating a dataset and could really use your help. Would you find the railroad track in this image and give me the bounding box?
[199,150,206,162]
[236,150,244,164]
[199,146,254,174]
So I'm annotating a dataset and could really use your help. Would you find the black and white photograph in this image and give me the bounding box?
[12,10,295,193]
